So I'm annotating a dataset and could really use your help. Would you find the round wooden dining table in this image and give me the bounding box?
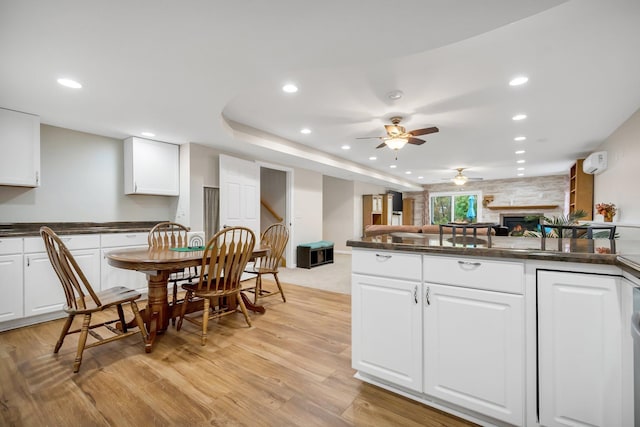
[106,244,269,351]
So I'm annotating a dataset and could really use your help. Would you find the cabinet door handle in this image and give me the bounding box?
[36,171,39,185]
[375,254,392,260]
[26,257,30,267]
[425,286,431,306]
[413,285,418,304]
[458,260,481,267]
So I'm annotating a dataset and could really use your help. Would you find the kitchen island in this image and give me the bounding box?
[347,232,638,427]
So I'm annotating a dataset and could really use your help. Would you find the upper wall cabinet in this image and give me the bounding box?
[124,137,179,196]
[0,108,40,187]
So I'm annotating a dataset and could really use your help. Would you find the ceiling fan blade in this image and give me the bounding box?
[376,142,387,149]
[407,137,425,145]
[356,136,384,140]
[409,126,439,136]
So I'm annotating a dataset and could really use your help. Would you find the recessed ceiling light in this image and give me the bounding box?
[386,90,404,100]
[512,114,527,121]
[141,132,155,138]
[515,150,526,154]
[300,128,311,134]
[418,176,424,179]
[517,159,526,164]
[57,78,82,89]
[514,136,526,141]
[369,156,377,160]
[282,83,298,93]
[341,145,351,150]
[517,167,525,171]
[390,165,397,169]
[509,76,529,86]
[405,171,412,175]
[517,173,525,177]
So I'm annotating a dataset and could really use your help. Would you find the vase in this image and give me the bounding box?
[604,212,614,222]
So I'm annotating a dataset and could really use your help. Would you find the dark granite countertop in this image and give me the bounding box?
[347,232,630,265]
[0,221,161,237]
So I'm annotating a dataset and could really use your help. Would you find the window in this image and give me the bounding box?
[429,191,482,224]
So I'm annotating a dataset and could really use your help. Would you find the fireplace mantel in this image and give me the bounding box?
[487,205,558,210]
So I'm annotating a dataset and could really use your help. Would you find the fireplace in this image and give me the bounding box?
[501,214,541,236]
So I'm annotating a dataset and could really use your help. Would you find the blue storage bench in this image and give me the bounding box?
[297,240,334,269]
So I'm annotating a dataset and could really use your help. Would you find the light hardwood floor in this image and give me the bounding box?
[0,282,476,426]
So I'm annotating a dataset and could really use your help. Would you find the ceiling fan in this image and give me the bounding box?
[357,116,439,158]
[445,168,484,186]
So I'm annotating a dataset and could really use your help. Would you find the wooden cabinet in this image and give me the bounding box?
[423,255,525,425]
[100,232,148,293]
[381,193,394,226]
[537,270,622,427]
[0,108,40,187]
[23,235,100,317]
[124,137,179,196]
[402,198,414,225]
[352,249,423,391]
[362,194,383,234]
[569,159,594,220]
[0,238,23,322]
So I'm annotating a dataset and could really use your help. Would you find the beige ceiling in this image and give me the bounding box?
[1,0,639,190]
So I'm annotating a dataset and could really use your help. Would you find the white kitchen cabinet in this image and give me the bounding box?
[423,283,524,425]
[23,235,100,317]
[124,136,179,196]
[0,107,40,187]
[352,248,423,392]
[100,232,148,293]
[0,238,24,322]
[537,270,622,427]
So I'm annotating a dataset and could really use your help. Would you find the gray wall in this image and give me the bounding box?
[323,175,354,252]
[0,125,176,222]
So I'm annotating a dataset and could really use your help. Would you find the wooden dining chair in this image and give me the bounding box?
[244,223,289,303]
[177,226,256,345]
[40,226,148,373]
[148,221,199,323]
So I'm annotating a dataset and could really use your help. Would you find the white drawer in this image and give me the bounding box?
[24,234,100,253]
[352,248,421,282]
[424,255,524,294]
[0,237,23,255]
[101,232,148,248]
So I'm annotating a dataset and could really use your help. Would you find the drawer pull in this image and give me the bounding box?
[375,254,392,260]
[125,234,137,238]
[61,237,72,242]
[458,260,481,268]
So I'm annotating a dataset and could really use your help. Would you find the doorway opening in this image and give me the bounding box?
[259,163,293,267]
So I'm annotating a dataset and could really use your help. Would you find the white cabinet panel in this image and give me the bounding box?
[352,273,422,392]
[0,108,40,187]
[538,271,622,427]
[124,137,179,196]
[101,246,148,293]
[24,249,100,316]
[0,254,23,321]
[423,283,524,425]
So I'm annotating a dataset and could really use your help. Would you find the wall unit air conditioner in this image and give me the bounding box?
[582,151,607,174]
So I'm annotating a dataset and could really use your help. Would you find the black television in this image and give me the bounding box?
[388,191,403,212]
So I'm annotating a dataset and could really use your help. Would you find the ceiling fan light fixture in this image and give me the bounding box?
[453,175,468,186]
[386,137,408,150]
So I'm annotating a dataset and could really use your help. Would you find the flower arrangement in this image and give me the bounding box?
[595,202,617,221]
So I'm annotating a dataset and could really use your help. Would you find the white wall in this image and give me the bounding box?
[323,176,354,252]
[292,168,323,255]
[593,107,640,223]
[0,125,176,222]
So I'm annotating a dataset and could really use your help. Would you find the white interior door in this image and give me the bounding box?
[219,154,260,239]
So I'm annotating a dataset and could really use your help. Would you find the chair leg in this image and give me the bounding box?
[273,272,286,303]
[254,274,262,304]
[176,290,192,331]
[201,297,210,346]
[237,292,252,327]
[73,314,91,373]
[54,314,75,353]
[116,304,128,333]
[130,301,150,353]
[171,282,178,326]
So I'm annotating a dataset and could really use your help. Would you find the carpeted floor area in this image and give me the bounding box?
[274,252,351,294]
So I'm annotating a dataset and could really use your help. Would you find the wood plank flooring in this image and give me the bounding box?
[0,282,476,426]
